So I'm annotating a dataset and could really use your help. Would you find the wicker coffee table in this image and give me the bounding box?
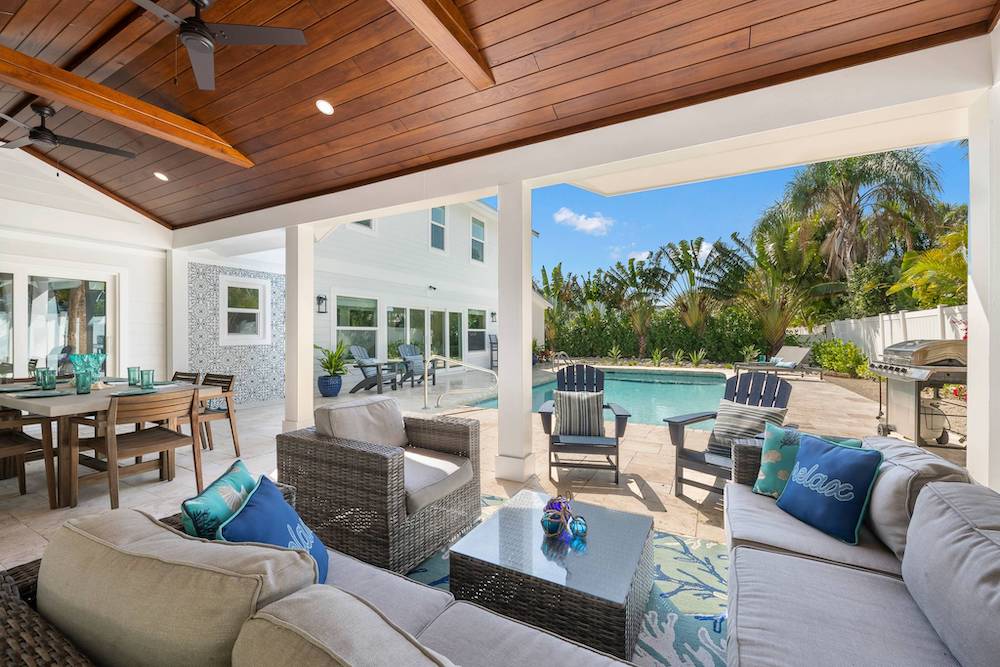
[448,490,654,660]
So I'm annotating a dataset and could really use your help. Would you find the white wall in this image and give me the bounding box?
[823,305,968,360]
[315,202,499,372]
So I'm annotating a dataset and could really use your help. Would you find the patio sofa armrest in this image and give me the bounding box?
[664,411,717,449]
[404,416,479,468]
[276,428,408,543]
[0,568,93,665]
[605,403,630,438]
[732,439,764,486]
[538,399,554,434]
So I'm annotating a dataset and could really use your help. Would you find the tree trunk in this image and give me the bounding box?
[67,283,87,354]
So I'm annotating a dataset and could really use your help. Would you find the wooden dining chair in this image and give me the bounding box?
[196,373,240,457]
[68,390,203,509]
[171,371,201,384]
[0,412,57,509]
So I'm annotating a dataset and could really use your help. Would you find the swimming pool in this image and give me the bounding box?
[472,369,727,429]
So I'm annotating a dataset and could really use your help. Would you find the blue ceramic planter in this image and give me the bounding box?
[317,375,343,397]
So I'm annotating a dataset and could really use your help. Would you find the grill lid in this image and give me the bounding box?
[882,339,966,367]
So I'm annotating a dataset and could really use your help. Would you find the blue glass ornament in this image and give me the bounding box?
[569,515,588,537]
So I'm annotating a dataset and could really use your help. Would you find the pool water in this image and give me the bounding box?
[473,370,726,429]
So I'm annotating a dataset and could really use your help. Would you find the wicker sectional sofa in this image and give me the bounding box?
[726,436,1000,667]
[0,481,631,666]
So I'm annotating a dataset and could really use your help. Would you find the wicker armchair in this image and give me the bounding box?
[276,415,480,574]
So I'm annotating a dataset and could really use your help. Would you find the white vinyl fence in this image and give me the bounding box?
[791,305,967,361]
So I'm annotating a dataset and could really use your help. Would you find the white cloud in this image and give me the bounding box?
[553,207,614,236]
[627,250,651,261]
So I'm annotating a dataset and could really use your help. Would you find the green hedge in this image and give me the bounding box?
[555,307,765,363]
[810,338,869,377]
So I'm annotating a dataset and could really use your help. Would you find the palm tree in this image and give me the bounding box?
[786,149,941,279]
[888,222,967,308]
[656,238,722,335]
[604,257,670,357]
[537,263,578,348]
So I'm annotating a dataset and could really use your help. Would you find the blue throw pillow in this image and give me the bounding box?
[753,423,862,499]
[180,459,256,538]
[776,435,883,544]
[218,476,328,582]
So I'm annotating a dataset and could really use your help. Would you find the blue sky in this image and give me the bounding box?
[517,141,969,277]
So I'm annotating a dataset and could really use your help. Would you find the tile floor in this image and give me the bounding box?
[0,372,886,570]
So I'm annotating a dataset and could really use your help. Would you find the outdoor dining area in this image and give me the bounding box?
[0,355,241,511]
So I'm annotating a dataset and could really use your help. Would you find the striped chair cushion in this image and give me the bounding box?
[707,399,787,456]
[553,390,605,437]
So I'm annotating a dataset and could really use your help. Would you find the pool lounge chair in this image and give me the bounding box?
[347,345,397,393]
[398,344,436,387]
[538,364,630,484]
[733,345,823,379]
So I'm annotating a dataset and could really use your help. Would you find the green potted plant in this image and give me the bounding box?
[314,341,348,397]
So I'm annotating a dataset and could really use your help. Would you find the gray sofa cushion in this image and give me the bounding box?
[902,482,1000,667]
[324,548,452,636]
[728,546,957,667]
[862,436,970,558]
[724,483,900,576]
[404,446,473,514]
[313,395,408,446]
[233,584,453,666]
[418,601,630,666]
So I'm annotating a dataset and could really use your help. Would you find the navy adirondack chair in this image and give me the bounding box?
[665,371,792,498]
[539,364,631,484]
[398,344,436,387]
[348,345,396,393]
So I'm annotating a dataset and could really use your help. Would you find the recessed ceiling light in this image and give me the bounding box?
[315,99,334,116]
[153,172,169,182]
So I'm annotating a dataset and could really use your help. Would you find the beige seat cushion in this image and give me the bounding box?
[232,584,453,666]
[862,436,970,558]
[725,483,901,576]
[404,446,473,514]
[313,395,407,446]
[37,509,316,667]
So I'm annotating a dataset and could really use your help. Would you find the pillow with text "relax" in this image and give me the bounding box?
[776,435,883,544]
[753,423,862,499]
[219,475,329,582]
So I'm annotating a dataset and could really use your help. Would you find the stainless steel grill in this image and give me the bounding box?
[869,340,967,447]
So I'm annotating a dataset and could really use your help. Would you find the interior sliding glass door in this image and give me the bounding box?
[28,276,108,375]
[0,273,11,378]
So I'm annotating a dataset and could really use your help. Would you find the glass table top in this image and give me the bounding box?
[449,490,653,603]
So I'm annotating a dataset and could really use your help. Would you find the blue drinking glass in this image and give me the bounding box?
[127,366,140,386]
[75,370,92,395]
[34,368,44,386]
[140,369,154,390]
[41,369,56,391]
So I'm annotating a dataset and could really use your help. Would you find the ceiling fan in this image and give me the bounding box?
[130,0,307,91]
[0,105,136,158]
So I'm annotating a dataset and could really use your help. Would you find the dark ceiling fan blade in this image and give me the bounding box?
[185,39,216,90]
[206,23,306,46]
[129,0,184,28]
[0,112,32,130]
[0,136,33,150]
[54,135,135,159]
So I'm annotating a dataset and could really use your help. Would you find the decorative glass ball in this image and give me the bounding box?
[540,510,565,536]
[569,515,588,538]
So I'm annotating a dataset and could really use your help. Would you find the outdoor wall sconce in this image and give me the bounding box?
[428,285,437,291]
[316,295,328,313]
[490,311,497,323]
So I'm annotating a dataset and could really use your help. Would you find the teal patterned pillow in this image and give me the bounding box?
[753,423,862,499]
[181,460,257,538]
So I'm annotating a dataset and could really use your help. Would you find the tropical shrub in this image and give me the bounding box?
[741,344,761,363]
[672,349,686,366]
[608,343,623,365]
[811,338,868,377]
[688,348,707,367]
[650,348,664,367]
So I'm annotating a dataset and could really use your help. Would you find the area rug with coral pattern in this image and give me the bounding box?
[406,495,728,666]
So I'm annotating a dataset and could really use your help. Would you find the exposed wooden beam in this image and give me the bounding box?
[385,0,494,90]
[23,145,171,228]
[0,44,254,168]
[990,1,1000,31]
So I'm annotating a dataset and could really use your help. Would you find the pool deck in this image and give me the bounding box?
[0,369,890,569]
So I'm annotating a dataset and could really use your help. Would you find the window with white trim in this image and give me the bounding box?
[220,276,271,346]
[430,206,446,251]
[337,296,378,359]
[470,217,485,262]
[467,309,486,351]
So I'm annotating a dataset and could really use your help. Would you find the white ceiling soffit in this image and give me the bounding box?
[563,92,974,196]
[0,148,151,224]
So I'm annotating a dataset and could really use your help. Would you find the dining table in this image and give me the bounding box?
[0,379,222,507]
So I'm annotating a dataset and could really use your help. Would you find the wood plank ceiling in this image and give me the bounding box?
[0,0,996,228]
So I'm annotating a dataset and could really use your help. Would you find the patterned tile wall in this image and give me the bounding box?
[188,262,285,403]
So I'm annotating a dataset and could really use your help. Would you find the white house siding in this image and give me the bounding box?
[0,233,167,377]
[315,202,499,379]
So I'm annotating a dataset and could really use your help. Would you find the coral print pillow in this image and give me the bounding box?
[753,423,862,499]
[776,434,883,544]
[180,459,256,538]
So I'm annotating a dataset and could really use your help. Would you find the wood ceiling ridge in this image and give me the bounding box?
[989,0,1000,29]
[164,0,984,220]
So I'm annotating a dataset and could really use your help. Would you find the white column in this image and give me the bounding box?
[966,74,1000,490]
[284,224,315,432]
[495,180,535,482]
[166,249,189,376]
